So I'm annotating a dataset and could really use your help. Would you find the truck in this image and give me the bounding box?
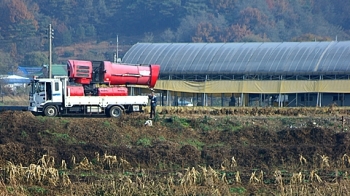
[28,60,160,117]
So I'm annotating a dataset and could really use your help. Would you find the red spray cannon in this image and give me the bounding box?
[67,60,160,88]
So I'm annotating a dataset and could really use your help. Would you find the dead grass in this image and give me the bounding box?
[1,95,28,105]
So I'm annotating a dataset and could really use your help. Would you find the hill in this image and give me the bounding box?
[1,0,350,70]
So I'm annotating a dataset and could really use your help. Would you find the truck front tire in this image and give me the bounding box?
[44,106,58,117]
[109,106,123,118]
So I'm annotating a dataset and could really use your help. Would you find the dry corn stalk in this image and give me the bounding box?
[342,154,350,167]
[46,167,59,186]
[4,157,71,187]
[119,158,131,169]
[249,171,258,184]
[208,166,219,183]
[230,156,237,168]
[95,152,100,163]
[71,155,76,166]
[320,155,330,168]
[198,165,207,185]
[274,170,283,186]
[199,166,219,187]
[344,171,349,181]
[62,173,71,186]
[37,155,47,168]
[167,175,174,188]
[290,172,303,184]
[25,164,39,183]
[136,176,145,189]
[299,154,307,165]
[258,170,264,183]
[220,162,226,171]
[310,170,323,183]
[103,152,118,169]
[221,172,228,184]
[47,156,55,168]
[61,160,67,170]
[235,171,241,183]
[75,157,93,170]
[180,167,199,187]
[211,188,222,196]
[314,173,322,183]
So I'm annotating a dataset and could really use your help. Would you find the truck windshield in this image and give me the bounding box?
[30,81,45,94]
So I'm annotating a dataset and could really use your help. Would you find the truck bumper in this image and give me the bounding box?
[28,106,38,112]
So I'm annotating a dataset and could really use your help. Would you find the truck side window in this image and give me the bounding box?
[55,82,59,91]
[38,83,45,93]
[46,82,52,100]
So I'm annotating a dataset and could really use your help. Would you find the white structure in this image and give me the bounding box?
[0,75,30,91]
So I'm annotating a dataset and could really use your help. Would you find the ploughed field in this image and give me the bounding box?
[1,107,350,195]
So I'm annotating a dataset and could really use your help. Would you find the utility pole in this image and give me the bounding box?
[48,24,54,78]
[117,35,119,62]
[114,35,119,63]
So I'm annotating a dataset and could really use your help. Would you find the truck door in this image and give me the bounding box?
[34,82,46,104]
[45,82,52,101]
[51,81,63,103]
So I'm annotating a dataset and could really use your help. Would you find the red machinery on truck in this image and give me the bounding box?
[28,60,160,117]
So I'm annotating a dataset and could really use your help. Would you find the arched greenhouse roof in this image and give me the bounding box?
[122,41,350,75]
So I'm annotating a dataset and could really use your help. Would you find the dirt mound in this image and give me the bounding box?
[2,109,350,195]
[0,110,349,173]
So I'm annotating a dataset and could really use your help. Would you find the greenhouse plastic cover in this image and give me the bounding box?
[122,41,350,75]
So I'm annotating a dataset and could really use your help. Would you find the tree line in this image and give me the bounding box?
[0,0,349,73]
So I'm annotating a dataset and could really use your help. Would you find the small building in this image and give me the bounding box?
[17,66,43,77]
[0,75,30,94]
[17,64,67,78]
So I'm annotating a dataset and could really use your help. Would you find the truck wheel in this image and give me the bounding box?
[109,106,123,118]
[44,106,58,117]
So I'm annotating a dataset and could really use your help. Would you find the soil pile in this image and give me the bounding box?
[0,110,349,171]
[1,110,350,195]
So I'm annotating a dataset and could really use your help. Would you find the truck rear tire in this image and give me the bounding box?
[109,106,123,118]
[44,106,58,117]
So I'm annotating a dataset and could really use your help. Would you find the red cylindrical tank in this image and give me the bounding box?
[67,86,85,96]
[67,60,160,88]
[97,87,128,96]
[103,61,160,88]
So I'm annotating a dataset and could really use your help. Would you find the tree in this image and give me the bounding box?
[208,0,236,14]
[220,24,252,42]
[181,0,208,15]
[74,24,86,41]
[241,34,270,42]
[176,12,227,42]
[9,43,18,74]
[142,32,154,42]
[291,34,332,42]
[160,28,176,42]
[0,52,14,74]
[22,52,48,67]
[238,7,269,30]
[118,0,182,35]
[0,0,38,41]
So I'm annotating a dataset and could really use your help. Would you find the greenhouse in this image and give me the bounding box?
[122,41,350,107]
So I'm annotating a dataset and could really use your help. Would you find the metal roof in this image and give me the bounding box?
[122,41,350,75]
[0,75,30,84]
[17,66,42,76]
